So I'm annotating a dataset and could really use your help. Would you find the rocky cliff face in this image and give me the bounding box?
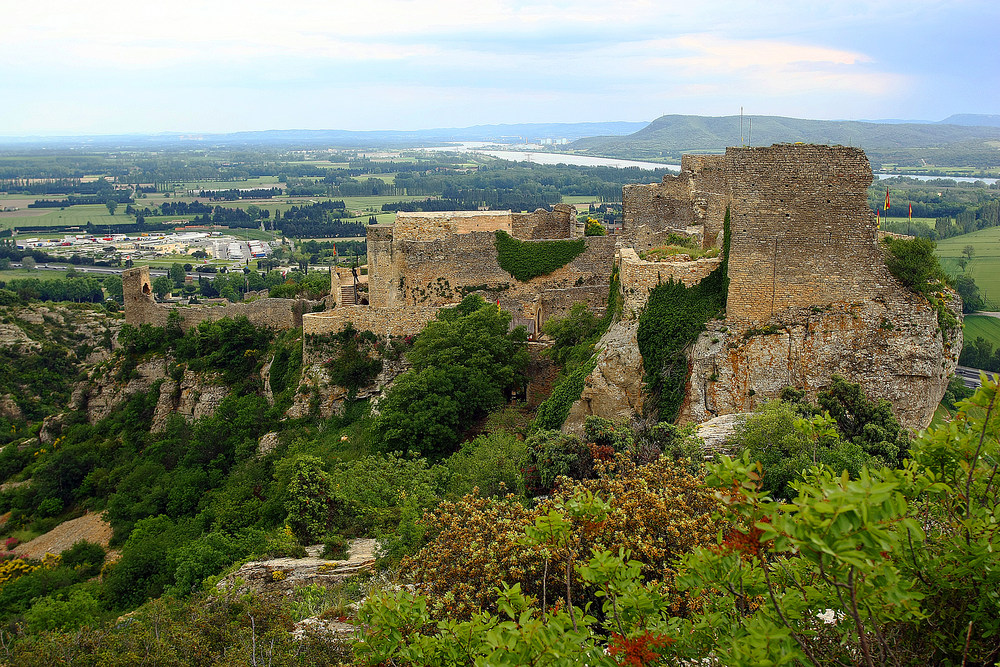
[563,285,961,434]
[286,357,411,420]
[563,319,644,434]
[73,357,233,431]
[680,291,962,431]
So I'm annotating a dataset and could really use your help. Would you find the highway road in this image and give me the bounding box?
[956,366,999,389]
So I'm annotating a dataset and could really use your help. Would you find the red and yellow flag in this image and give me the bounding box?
[908,202,912,219]
[884,188,891,211]
[876,208,880,228]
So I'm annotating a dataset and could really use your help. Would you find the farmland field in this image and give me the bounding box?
[961,314,1000,349]
[0,204,125,231]
[176,176,281,190]
[935,227,1000,309]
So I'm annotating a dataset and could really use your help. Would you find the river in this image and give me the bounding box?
[425,143,998,184]
[875,173,997,186]
[424,143,678,171]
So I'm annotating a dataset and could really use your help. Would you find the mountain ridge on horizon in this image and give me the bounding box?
[2,114,999,151]
[564,113,1000,168]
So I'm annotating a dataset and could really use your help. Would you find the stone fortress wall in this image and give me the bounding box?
[122,267,306,330]
[616,248,721,318]
[360,205,613,335]
[723,145,890,324]
[594,144,960,431]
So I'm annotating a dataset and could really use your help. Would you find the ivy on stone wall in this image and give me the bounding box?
[494,230,586,282]
[534,356,598,431]
[532,266,621,431]
[637,208,730,423]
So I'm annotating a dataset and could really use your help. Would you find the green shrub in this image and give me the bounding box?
[320,534,349,560]
[329,452,445,536]
[523,430,592,493]
[444,430,528,499]
[23,586,103,633]
[495,230,586,281]
[61,540,106,578]
[284,455,339,545]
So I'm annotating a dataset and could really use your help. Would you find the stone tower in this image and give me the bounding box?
[122,266,157,326]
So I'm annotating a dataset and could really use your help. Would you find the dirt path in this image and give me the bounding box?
[12,513,113,559]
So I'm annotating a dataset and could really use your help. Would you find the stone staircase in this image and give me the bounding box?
[339,284,355,306]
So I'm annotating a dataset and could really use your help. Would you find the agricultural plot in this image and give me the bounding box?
[175,176,281,191]
[961,314,1000,349]
[935,227,1000,309]
[0,205,126,231]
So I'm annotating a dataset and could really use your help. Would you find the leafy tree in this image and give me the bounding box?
[813,375,910,468]
[151,275,173,299]
[21,256,35,271]
[284,455,338,545]
[954,274,984,312]
[375,295,530,457]
[169,263,186,287]
[105,199,117,216]
[732,401,871,499]
[542,302,602,368]
[102,274,124,303]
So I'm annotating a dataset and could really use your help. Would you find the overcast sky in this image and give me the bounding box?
[2,0,997,135]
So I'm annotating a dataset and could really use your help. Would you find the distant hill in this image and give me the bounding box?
[0,122,649,150]
[566,114,1000,169]
[937,114,1000,127]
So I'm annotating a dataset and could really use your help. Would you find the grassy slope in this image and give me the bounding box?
[936,227,1000,308]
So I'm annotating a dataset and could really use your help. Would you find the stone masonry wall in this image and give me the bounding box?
[378,230,615,310]
[622,174,694,247]
[511,204,578,239]
[537,285,609,329]
[685,154,729,248]
[302,307,438,339]
[724,145,889,324]
[617,248,722,319]
[123,266,305,331]
[394,211,511,241]
[366,225,395,308]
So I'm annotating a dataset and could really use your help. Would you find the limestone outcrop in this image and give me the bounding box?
[681,294,961,431]
[563,320,644,434]
[150,370,230,432]
[218,538,377,596]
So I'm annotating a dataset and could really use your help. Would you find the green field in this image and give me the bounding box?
[961,314,1000,348]
[0,268,94,280]
[0,204,125,231]
[935,227,1000,308]
[176,176,281,191]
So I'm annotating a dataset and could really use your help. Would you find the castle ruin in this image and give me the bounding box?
[122,144,961,431]
[567,144,960,431]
